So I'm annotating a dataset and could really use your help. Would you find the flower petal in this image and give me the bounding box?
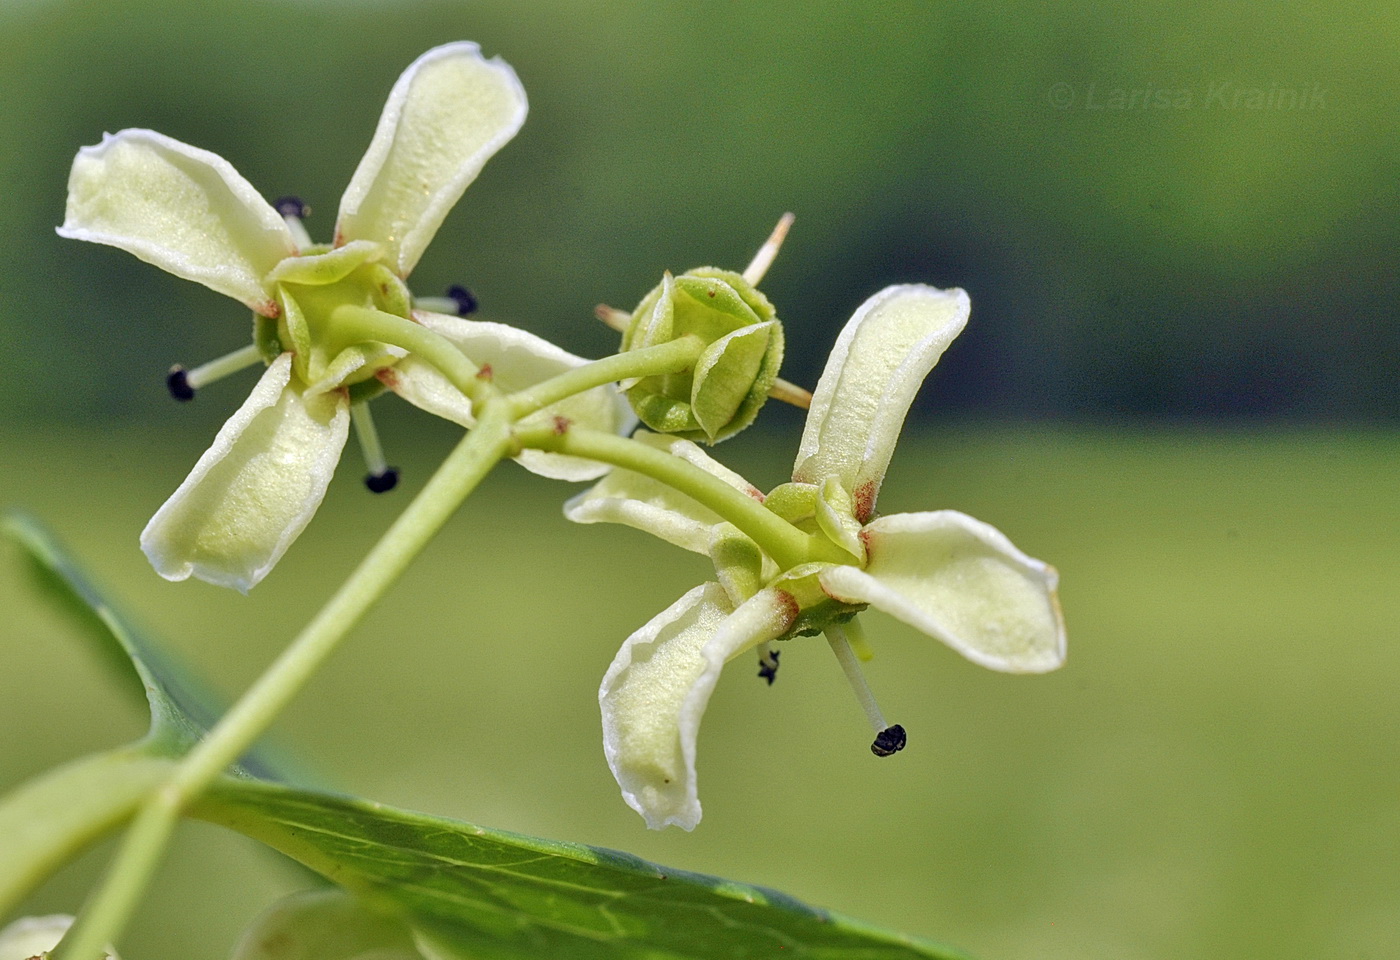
[792,285,969,521]
[818,511,1065,672]
[386,312,635,480]
[141,354,350,592]
[336,42,527,276]
[564,431,763,554]
[57,129,294,313]
[600,584,794,830]
[0,915,122,960]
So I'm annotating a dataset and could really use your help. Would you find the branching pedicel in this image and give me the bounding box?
[22,38,1066,960]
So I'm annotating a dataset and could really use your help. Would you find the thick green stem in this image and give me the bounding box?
[506,336,704,420]
[53,409,514,960]
[517,425,847,570]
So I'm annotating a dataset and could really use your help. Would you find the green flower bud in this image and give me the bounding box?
[621,267,783,444]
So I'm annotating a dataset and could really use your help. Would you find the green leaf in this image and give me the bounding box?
[197,778,974,960]
[0,747,176,919]
[3,511,298,780]
[0,513,314,914]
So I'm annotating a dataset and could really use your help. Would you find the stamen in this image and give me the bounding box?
[274,196,310,218]
[352,403,399,494]
[166,344,263,401]
[414,285,479,317]
[742,212,796,286]
[769,377,813,410]
[595,304,631,332]
[166,366,194,402]
[757,645,781,685]
[274,196,313,250]
[447,284,478,315]
[826,622,905,757]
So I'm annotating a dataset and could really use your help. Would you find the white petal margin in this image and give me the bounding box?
[58,129,294,314]
[0,915,122,960]
[336,42,528,276]
[792,285,969,520]
[600,584,794,830]
[386,312,635,480]
[818,511,1065,673]
[141,354,350,593]
[564,431,763,554]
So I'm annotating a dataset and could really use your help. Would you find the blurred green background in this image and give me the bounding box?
[2,1,1398,959]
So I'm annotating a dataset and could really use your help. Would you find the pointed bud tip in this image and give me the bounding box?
[364,468,400,493]
[166,365,195,401]
[871,724,906,757]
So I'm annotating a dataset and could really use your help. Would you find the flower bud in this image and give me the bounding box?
[621,268,783,443]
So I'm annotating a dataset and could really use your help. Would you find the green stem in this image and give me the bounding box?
[329,305,493,403]
[53,409,514,960]
[506,336,704,420]
[517,425,847,570]
[0,747,177,919]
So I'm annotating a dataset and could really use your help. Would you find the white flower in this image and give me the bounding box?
[59,43,629,592]
[568,285,1065,829]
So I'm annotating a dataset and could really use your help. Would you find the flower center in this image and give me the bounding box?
[261,241,414,394]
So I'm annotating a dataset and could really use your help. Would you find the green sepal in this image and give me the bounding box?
[708,523,765,605]
[622,267,783,444]
[276,285,314,383]
[816,476,866,561]
[770,563,867,640]
[692,321,778,442]
[265,239,383,287]
[629,389,702,435]
[253,313,282,365]
[764,481,819,524]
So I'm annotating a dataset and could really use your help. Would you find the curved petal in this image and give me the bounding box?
[564,431,763,554]
[140,354,350,592]
[792,285,969,521]
[336,42,527,276]
[818,511,1065,673]
[0,915,121,960]
[57,129,294,314]
[387,312,634,481]
[599,584,794,830]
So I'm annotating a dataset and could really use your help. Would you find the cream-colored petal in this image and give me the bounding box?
[57,129,293,313]
[387,312,634,481]
[599,584,794,830]
[818,511,1065,673]
[0,915,121,960]
[792,285,969,521]
[140,354,350,592]
[564,431,763,554]
[336,42,527,276]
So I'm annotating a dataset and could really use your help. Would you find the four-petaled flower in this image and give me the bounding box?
[567,284,1066,829]
[58,43,630,592]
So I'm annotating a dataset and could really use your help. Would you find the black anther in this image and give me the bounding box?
[446,284,478,316]
[364,468,400,494]
[871,724,907,757]
[166,365,195,402]
[757,650,781,686]
[274,196,310,219]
